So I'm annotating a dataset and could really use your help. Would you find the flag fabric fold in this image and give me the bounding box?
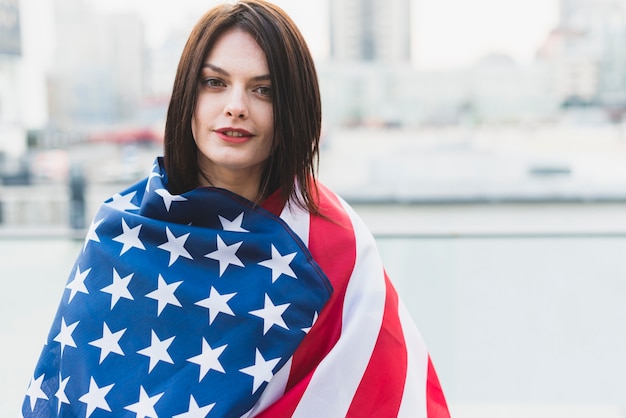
[23,157,450,417]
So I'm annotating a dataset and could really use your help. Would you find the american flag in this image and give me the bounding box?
[23,158,331,417]
[23,157,450,417]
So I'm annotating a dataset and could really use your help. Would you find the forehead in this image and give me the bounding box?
[205,28,269,71]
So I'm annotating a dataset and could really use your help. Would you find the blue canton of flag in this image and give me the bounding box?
[23,158,332,417]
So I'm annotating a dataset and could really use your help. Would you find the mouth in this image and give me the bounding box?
[226,132,244,137]
[214,128,254,143]
[216,128,252,136]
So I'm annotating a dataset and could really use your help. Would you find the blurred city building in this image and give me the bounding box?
[0,0,29,184]
[317,58,559,128]
[48,0,144,129]
[538,0,626,116]
[0,0,23,143]
[322,0,626,128]
[146,29,188,99]
[330,0,412,63]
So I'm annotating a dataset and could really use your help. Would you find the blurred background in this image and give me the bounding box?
[2,0,626,416]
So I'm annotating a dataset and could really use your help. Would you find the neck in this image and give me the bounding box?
[198,167,262,203]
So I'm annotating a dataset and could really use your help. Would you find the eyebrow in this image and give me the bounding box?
[202,63,271,82]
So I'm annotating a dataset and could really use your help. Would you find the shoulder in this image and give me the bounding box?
[278,180,376,254]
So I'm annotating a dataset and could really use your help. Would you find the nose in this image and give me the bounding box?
[224,87,248,119]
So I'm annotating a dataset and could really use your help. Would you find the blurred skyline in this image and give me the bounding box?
[9,0,626,133]
[6,0,626,201]
[12,0,562,131]
[89,0,560,69]
[21,0,560,70]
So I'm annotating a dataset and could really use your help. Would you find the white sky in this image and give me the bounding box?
[414,0,560,68]
[87,0,560,69]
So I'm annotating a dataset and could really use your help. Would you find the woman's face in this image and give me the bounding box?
[192,28,274,195]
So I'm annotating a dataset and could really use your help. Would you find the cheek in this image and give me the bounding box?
[190,107,203,141]
[191,98,207,132]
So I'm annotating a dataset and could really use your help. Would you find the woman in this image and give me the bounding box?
[23,1,450,417]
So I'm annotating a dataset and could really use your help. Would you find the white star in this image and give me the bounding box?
[78,377,114,417]
[239,349,281,394]
[258,245,297,283]
[187,338,227,381]
[124,386,164,418]
[106,191,139,211]
[53,317,79,355]
[101,268,134,309]
[112,218,145,255]
[25,373,48,411]
[55,375,71,414]
[155,188,187,211]
[205,235,244,277]
[218,212,249,232]
[158,227,193,266]
[137,330,175,372]
[88,322,126,364]
[302,311,319,334]
[146,274,183,316]
[173,395,215,418]
[66,265,91,303]
[145,164,161,192]
[249,294,290,335]
[83,218,103,251]
[195,286,236,325]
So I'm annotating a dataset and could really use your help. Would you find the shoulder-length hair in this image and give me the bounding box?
[163,0,322,214]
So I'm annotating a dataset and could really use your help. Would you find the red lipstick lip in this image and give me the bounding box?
[214,127,254,143]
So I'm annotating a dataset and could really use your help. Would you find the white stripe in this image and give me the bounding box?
[397,300,429,418]
[278,202,310,248]
[291,198,387,417]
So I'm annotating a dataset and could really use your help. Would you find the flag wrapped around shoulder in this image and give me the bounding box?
[246,181,451,417]
[23,158,332,417]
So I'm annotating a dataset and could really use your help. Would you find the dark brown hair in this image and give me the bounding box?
[163,0,322,213]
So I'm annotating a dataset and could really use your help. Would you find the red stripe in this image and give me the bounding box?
[345,272,407,417]
[255,184,357,417]
[426,356,451,418]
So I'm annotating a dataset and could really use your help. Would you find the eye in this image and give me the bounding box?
[202,78,225,88]
[255,86,272,98]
